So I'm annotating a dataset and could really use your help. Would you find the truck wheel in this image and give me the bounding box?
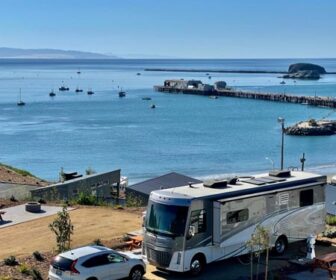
[274,236,287,255]
[189,254,205,276]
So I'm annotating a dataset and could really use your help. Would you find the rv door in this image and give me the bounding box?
[213,201,221,245]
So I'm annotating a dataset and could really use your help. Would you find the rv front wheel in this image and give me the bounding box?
[274,236,287,255]
[189,254,205,276]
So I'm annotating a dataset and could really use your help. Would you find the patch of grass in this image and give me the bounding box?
[30,268,43,280]
[0,276,11,280]
[326,214,336,226]
[0,163,37,178]
[18,263,30,275]
[3,256,18,266]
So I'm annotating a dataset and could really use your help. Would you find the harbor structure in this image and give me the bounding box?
[155,79,336,109]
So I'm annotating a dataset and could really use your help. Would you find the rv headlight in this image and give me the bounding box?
[177,252,181,265]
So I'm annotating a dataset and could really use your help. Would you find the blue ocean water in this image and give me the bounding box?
[0,58,336,183]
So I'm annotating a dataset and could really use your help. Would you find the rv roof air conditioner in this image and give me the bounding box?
[228,177,238,185]
[203,180,227,188]
[269,170,291,178]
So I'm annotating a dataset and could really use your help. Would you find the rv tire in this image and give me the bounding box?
[274,235,287,255]
[189,254,205,277]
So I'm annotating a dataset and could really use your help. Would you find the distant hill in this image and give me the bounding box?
[0,47,118,59]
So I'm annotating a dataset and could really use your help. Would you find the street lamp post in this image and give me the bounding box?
[278,117,285,170]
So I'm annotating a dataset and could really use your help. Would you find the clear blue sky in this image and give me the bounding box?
[1,0,335,58]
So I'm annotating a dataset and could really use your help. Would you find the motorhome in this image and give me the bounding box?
[143,170,327,276]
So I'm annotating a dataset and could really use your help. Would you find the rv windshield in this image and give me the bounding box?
[146,202,188,237]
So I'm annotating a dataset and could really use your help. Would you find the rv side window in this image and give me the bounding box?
[300,189,314,207]
[227,209,249,224]
[190,210,206,234]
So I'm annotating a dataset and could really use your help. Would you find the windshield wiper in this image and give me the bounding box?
[146,227,177,237]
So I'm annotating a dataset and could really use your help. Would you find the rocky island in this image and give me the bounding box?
[282,63,327,80]
[285,119,336,136]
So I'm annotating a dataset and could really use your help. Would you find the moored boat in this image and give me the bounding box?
[17,88,25,106]
[119,91,126,98]
[49,90,56,97]
[59,86,69,91]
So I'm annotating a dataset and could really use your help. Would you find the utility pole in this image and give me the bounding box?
[278,117,285,170]
[300,153,306,171]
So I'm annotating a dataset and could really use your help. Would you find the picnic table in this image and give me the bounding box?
[126,235,143,251]
[312,252,336,278]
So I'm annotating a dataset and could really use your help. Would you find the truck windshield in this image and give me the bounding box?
[146,202,188,237]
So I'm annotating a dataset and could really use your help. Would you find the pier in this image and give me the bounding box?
[154,81,336,109]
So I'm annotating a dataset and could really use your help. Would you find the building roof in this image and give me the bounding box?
[127,172,202,196]
[151,171,326,202]
[37,169,121,190]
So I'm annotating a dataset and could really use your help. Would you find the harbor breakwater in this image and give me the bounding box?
[146,68,336,75]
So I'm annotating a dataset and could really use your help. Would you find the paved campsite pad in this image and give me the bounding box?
[0,204,70,228]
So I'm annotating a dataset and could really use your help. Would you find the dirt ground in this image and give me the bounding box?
[0,206,143,259]
[1,205,335,280]
[0,165,48,187]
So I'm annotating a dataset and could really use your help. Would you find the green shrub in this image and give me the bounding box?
[3,256,18,266]
[126,193,145,207]
[30,268,43,280]
[0,276,11,280]
[326,214,336,226]
[85,167,96,175]
[32,251,44,261]
[75,192,97,205]
[92,239,103,246]
[122,234,131,242]
[9,195,17,202]
[49,206,74,253]
[18,263,30,275]
[323,228,336,238]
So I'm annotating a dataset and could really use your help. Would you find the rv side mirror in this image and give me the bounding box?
[187,225,196,239]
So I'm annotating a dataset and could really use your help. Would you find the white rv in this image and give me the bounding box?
[143,170,327,276]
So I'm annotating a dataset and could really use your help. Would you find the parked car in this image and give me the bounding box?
[49,245,146,280]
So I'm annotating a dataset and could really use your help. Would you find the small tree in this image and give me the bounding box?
[85,167,96,175]
[246,225,271,280]
[49,206,74,253]
[59,167,66,183]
